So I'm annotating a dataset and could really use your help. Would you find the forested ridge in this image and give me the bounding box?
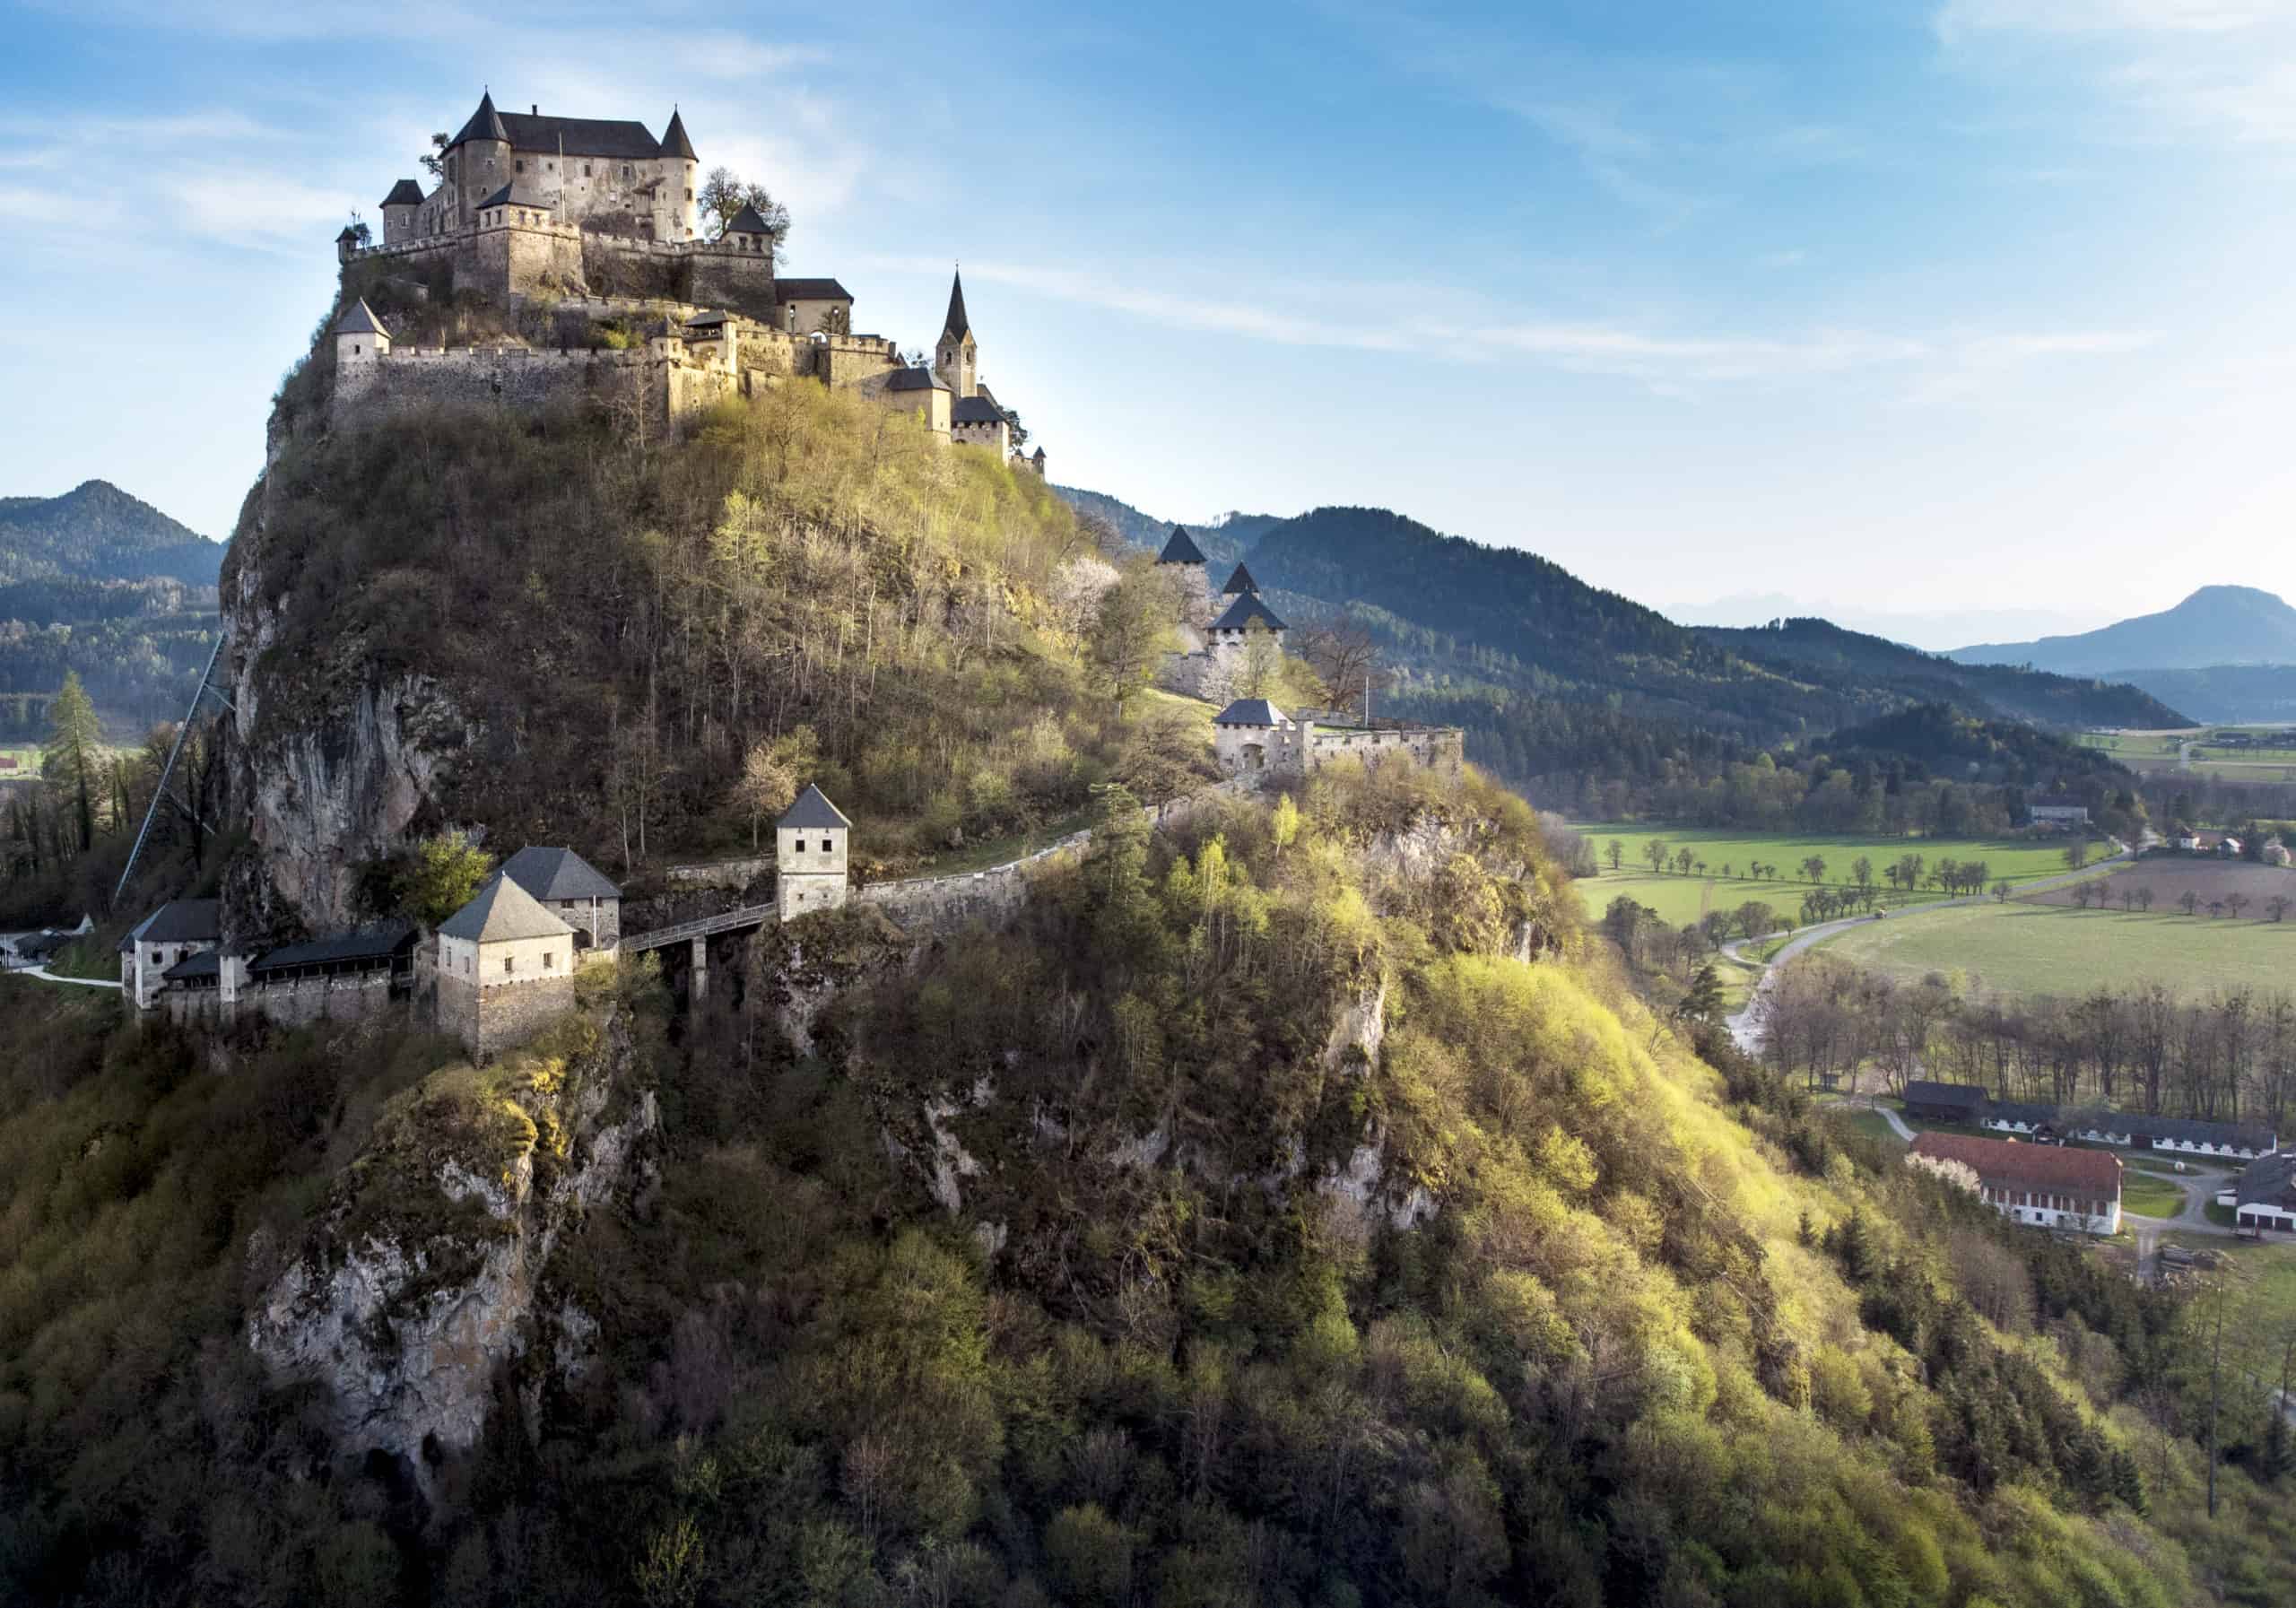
[2,304,2292,1608]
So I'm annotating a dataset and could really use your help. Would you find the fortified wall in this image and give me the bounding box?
[161,969,409,1031]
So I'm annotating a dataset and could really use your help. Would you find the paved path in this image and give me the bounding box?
[18,965,120,990]
[1721,842,2133,1056]
[2124,1166,2240,1239]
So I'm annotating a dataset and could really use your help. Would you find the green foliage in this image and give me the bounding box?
[396,830,497,926]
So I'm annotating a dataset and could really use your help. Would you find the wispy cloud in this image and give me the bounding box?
[864,251,2151,392]
[1937,0,2296,141]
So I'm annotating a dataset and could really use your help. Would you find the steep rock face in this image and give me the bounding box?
[247,1011,654,1486]
[220,446,474,939]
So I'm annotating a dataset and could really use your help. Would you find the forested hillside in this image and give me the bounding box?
[1699,617,2187,729]
[0,481,222,736]
[0,479,224,587]
[4,290,2294,1607]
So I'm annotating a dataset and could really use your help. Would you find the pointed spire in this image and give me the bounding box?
[942,265,971,343]
[451,89,508,148]
[1222,561,1260,595]
[1157,526,1207,566]
[661,106,697,161]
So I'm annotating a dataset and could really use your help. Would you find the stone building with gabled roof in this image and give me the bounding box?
[777,784,853,919]
[119,898,221,1008]
[497,846,622,952]
[436,874,578,1056]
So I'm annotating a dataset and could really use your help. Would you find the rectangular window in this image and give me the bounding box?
[515,159,525,172]
[504,956,515,975]
[544,952,556,969]
[795,839,805,853]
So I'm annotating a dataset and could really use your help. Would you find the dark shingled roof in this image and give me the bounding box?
[883,367,948,393]
[1157,526,1207,565]
[163,951,220,982]
[381,178,427,207]
[1213,699,1288,727]
[942,268,971,340]
[499,846,621,903]
[1031,447,1046,461]
[335,225,361,241]
[1211,594,1288,633]
[439,876,573,943]
[776,278,851,302]
[1222,562,1260,595]
[475,182,552,211]
[724,202,775,235]
[124,899,221,950]
[2236,1152,2296,1208]
[685,310,731,328]
[778,784,852,830]
[952,395,1008,425]
[500,109,660,161]
[1912,1132,2123,1194]
[248,921,417,976]
[1903,1080,1987,1111]
[1989,1100,2275,1150]
[449,91,509,149]
[335,298,388,337]
[659,108,697,161]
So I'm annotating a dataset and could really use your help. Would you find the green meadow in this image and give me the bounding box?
[1817,898,2296,1000]
[1569,823,2099,926]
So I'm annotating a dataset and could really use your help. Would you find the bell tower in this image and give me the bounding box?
[934,266,977,400]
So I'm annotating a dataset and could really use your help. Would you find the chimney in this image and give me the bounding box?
[531,104,539,116]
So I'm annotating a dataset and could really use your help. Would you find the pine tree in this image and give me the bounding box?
[2110,1447,2147,1514]
[41,670,104,853]
[1677,961,1725,1023]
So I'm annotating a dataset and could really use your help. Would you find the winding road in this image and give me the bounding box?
[1721,839,2132,1055]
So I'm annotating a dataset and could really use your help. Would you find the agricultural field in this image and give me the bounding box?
[1568,823,2101,926]
[1816,897,2296,1000]
[2022,856,2296,913]
[2075,729,2192,758]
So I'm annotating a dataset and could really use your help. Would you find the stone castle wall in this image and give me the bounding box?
[335,343,744,431]
[346,222,778,313]
[160,971,408,1030]
[438,971,578,1057]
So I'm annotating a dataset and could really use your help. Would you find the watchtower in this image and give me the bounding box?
[335,300,391,389]
[1156,526,1214,631]
[777,784,853,919]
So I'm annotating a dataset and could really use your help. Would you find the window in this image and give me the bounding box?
[504,956,515,975]
[685,187,694,201]
[794,839,805,854]
[622,165,631,179]
[583,162,592,177]
[516,159,525,173]
[544,951,556,969]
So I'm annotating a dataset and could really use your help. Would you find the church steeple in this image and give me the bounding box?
[935,265,978,399]
[942,267,971,342]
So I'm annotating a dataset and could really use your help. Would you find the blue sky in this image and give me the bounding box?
[4,0,2294,647]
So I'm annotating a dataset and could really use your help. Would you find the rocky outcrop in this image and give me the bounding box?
[247,1009,653,1488]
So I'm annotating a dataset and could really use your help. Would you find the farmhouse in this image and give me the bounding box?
[1976,1099,2275,1160]
[1903,1081,1987,1124]
[2231,1152,2296,1234]
[1911,1132,2122,1235]
[2027,795,2090,829]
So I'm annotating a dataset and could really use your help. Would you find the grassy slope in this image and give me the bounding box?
[1569,823,2096,925]
[1820,899,2296,998]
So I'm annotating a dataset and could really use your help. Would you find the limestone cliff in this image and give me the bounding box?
[247,1006,654,1486]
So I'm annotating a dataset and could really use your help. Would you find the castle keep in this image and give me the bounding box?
[335,91,1047,475]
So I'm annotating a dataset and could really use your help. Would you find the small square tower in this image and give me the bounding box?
[777,784,852,919]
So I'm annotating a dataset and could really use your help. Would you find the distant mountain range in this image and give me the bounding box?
[1058,491,2186,742]
[0,479,225,587]
[1948,585,2296,676]
[0,480,223,734]
[1668,593,2102,655]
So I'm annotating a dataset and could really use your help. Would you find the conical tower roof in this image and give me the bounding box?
[1222,561,1259,595]
[450,90,509,149]
[942,268,971,343]
[661,107,697,161]
[1157,526,1207,565]
[335,298,388,337]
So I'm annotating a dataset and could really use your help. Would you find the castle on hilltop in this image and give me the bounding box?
[335,91,1046,474]
[1150,526,1465,778]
